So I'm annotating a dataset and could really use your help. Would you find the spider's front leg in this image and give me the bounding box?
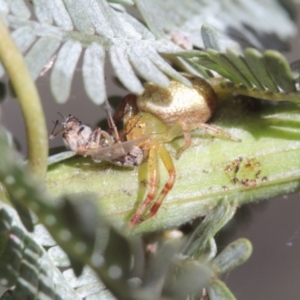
[129,144,159,227]
[146,144,176,220]
[129,143,176,227]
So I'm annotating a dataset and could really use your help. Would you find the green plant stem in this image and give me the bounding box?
[46,98,300,233]
[0,17,48,178]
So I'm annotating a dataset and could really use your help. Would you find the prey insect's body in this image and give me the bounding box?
[49,109,145,167]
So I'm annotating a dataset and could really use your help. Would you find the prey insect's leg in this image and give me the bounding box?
[92,128,114,147]
[129,145,159,227]
[142,145,176,222]
[49,120,64,140]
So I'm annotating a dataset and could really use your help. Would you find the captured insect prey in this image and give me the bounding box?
[49,105,146,167]
[50,76,239,227]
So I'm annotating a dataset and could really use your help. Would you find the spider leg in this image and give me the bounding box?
[92,128,101,145]
[174,120,192,159]
[129,145,159,227]
[93,128,115,147]
[141,145,176,223]
[197,123,240,141]
[166,120,240,159]
[105,99,121,143]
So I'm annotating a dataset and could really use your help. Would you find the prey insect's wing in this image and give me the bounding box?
[84,136,149,163]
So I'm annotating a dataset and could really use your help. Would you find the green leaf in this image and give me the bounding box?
[32,0,53,23]
[62,266,111,299]
[164,258,211,300]
[109,43,144,94]
[4,0,190,103]
[11,27,36,56]
[208,49,251,86]
[208,279,236,300]
[48,0,73,30]
[141,242,178,296]
[32,224,56,247]
[48,245,71,267]
[264,50,296,93]
[47,151,76,166]
[8,0,30,19]
[0,291,13,300]
[134,0,296,49]
[211,238,253,275]
[64,0,95,34]
[60,194,99,254]
[226,48,264,89]
[244,48,278,92]
[2,0,296,104]
[50,40,82,103]
[201,24,221,51]
[0,204,81,300]
[108,0,134,5]
[182,202,236,259]
[25,36,61,80]
[182,43,300,103]
[83,42,106,105]
[103,229,131,280]
[8,194,33,232]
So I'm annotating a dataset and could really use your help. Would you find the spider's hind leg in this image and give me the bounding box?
[167,120,240,159]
